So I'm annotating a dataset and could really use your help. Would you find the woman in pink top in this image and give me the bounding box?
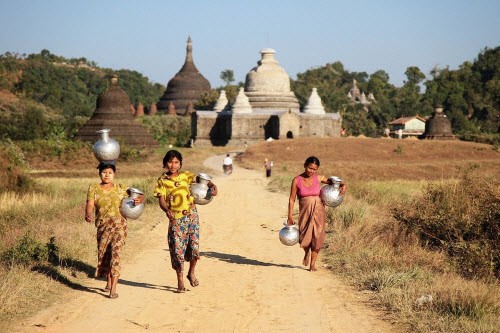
[287,156,346,271]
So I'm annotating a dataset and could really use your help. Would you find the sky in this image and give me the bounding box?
[0,0,499,89]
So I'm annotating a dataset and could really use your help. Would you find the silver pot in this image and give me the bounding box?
[120,188,144,220]
[279,224,299,246]
[190,173,213,205]
[93,129,120,162]
[320,176,344,207]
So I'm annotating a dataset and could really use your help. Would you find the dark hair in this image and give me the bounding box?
[163,150,183,167]
[304,156,320,167]
[226,154,230,157]
[97,161,116,173]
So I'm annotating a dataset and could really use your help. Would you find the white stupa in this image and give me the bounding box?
[303,88,326,114]
[231,88,253,113]
[213,90,229,112]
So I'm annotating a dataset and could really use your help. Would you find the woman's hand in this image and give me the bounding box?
[286,216,295,226]
[85,214,93,223]
[166,209,174,220]
[133,194,145,206]
[211,185,218,196]
[340,183,347,195]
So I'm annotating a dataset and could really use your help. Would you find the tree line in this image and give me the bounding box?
[0,47,498,143]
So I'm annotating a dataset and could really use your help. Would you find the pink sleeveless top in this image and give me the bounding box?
[296,175,321,198]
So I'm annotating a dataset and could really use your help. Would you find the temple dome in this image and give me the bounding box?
[95,75,131,112]
[157,36,211,114]
[303,88,326,114]
[244,48,300,111]
[231,88,253,114]
[421,106,456,140]
[74,76,158,147]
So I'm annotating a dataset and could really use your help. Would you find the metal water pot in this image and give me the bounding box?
[190,173,213,205]
[93,129,120,162]
[120,188,144,220]
[320,176,344,207]
[279,224,299,246]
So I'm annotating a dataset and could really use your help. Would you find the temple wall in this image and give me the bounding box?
[193,111,343,146]
[299,114,342,137]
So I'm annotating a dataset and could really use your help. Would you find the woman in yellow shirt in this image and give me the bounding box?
[154,150,218,293]
[85,161,144,298]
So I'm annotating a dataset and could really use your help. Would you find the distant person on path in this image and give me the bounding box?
[154,150,218,293]
[286,156,346,272]
[264,158,273,178]
[85,161,144,299]
[223,153,233,175]
[340,128,346,137]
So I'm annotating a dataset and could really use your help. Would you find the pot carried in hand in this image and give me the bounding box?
[320,176,344,208]
[279,224,299,246]
[120,188,144,220]
[190,173,213,205]
[93,129,120,162]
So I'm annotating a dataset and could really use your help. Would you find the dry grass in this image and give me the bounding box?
[1,138,499,332]
[243,137,500,333]
[0,146,220,329]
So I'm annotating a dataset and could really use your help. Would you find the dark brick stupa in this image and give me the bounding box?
[157,36,211,115]
[420,105,456,140]
[74,76,158,147]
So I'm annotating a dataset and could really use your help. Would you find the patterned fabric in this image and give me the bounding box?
[167,208,200,272]
[298,196,326,251]
[154,171,196,219]
[95,217,127,277]
[87,184,129,277]
[296,175,321,197]
[87,184,128,227]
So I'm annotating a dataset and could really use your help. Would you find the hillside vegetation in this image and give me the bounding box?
[1,46,499,144]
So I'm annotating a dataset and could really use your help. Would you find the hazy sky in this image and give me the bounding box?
[0,0,498,88]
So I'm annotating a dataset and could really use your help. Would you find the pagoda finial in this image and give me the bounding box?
[185,35,193,63]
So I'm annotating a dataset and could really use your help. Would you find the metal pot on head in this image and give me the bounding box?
[93,129,120,162]
[120,188,145,220]
[190,173,213,205]
[320,176,344,208]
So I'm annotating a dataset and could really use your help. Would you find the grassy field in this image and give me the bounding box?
[241,137,499,333]
[1,138,499,332]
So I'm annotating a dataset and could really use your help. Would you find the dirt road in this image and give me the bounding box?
[12,153,395,333]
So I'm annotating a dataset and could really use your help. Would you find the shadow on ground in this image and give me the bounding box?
[201,251,299,269]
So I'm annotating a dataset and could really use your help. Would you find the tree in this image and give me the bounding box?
[220,69,235,86]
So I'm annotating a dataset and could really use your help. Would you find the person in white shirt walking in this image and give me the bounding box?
[223,154,233,175]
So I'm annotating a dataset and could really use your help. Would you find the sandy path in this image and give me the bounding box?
[12,153,395,333]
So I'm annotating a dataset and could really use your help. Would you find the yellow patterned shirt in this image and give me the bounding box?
[154,171,196,219]
[87,184,128,227]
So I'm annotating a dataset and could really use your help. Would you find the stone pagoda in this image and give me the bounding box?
[74,76,158,147]
[420,105,456,140]
[303,88,326,114]
[157,36,211,115]
[347,79,375,111]
[244,48,300,112]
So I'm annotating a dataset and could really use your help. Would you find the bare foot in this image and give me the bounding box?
[309,265,317,272]
[303,252,310,267]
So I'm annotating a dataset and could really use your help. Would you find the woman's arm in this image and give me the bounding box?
[85,200,95,223]
[287,177,298,225]
[158,195,174,220]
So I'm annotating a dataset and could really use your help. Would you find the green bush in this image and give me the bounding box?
[140,115,191,146]
[392,164,500,279]
[1,234,49,265]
